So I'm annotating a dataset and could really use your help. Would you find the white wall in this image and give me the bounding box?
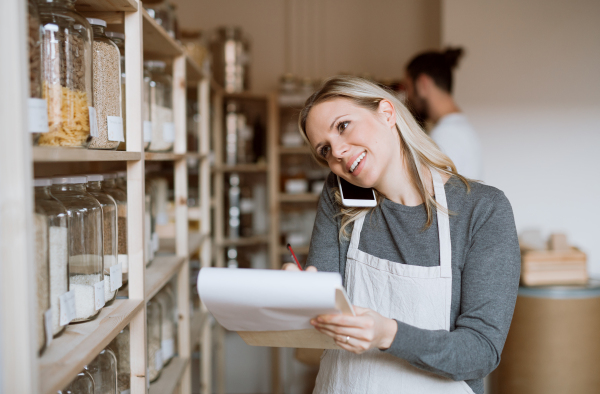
[442,0,600,276]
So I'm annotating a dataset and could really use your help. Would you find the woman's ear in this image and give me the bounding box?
[378,99,396,128]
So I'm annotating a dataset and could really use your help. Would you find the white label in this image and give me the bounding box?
[44,309,53,347]
[107,116,125,142]
[163,122,175,142]
[155,349,163,371]
[110,263,123,292]
[143,121,153,142]
[161,338,175,360]
[94,280,105,310]
[152,232,160,253]
[59,291,76,326]
[118,254,129,273]
[89,107,99,137]
[28,98,49,133]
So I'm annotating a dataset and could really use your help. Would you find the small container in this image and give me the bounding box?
[37,0,94,148]
[144,61,174,152]
[51,176,104,323]
[147,299,163,383]
[143,0,175,37]
[105,31,126,151]
[108,326,130,393]
[86,175,120,304]
[155,284,177,366]
[86,348,118,394]
[101,173,128,285]
[87,18,123,150]
[28,0,48,144]
[34,178,69,337]
[210,27,249,93]
[33,205,50,355]
[58,369,95,393]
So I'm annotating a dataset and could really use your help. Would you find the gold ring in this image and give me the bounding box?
[345,336,350,344]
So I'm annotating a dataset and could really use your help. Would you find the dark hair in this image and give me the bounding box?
[406,47,464,93]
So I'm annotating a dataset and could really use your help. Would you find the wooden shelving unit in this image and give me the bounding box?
[0,0,214,393]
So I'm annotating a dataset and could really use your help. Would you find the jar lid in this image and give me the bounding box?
[105,31,125,40]
[52,176,87,185]
[144,60,166,69]
[102,173,117,180]
[86,174,104,182]
[116,171,126,178]
[33,178,52,187]
[86,18,107,27]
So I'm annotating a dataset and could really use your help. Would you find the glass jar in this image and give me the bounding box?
[101,173,128,285]
[87,19,122,150]
[115,171,127,193]
[144,61,174,152]
[142,67,152,150]
[144,0,175,37]
[210,27,247,93]
[58,369,95,393]
[181,30,208,69]
[86,175,120,305]
[145,193,154,266]
[28,0,49,144]
[37,0,94,148]
[105,32,126,151]
[147,299,163,383]
[108,326,130,393]
[51,176,104,322]
[34,178,69,337]
[34,204,50,355]
[155,284,177,366]
[87,348,117,394]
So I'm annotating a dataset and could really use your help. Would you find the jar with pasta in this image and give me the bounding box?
[86,348,118,393]
[33,203,50,355]
[58,369,95,394]
[144,61,174,152]
[155,284,177,366]
[87,18,123,150]
[108,326,130,393]
[28,0,49,144]
[101,173,128,285]
[34,178,69,338]
[147,299,163,383]
[106,32,126,151]
[86,174,120,305]
[51,176,104,322]
[37,0,94,148]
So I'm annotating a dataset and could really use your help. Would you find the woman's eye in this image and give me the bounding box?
[319,146,330,158]
[337,121,349,133]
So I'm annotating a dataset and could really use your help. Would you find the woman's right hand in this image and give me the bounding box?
[282,263,318,272]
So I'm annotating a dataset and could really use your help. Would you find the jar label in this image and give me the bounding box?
[143,121,153,142]
[107,116,125,142]
[94,280,106,310]
[155,348,163,371]
[118,254,129,273]
[163,122,176,142]
[89,107,99,137]
[60,291,76,326]
[110,263,123,292]
[44,309,53,347]
[161,338,175,360]
[28,98,49,134]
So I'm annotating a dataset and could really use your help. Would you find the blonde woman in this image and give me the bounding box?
[282,76,520,394]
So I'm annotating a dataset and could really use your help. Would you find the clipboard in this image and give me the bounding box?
[237,288,355,349]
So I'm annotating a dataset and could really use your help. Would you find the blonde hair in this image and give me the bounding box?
[298,76,470,239]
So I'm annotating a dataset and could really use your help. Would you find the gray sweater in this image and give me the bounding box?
[306,173,521,394]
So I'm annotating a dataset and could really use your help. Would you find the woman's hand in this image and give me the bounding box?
[281,263,318,272]
[311,306,398,354]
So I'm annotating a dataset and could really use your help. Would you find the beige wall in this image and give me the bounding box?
[443,0,600,275]
[173,0,441,93]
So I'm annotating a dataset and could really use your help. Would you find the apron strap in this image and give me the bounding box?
[431,170,453,278]
[349,214,366,251]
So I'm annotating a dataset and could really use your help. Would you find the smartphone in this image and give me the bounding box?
[337,176,377,207]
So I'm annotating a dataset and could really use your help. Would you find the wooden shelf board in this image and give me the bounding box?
[39,299,144,394]
[142,9,183,58]
[145,152,185,161]
[75,0,137,12]
[145,255,186,301]
[218,235,270,247]
[223,91,269,101]
[186,56,204,85]
[279,146,312,155]
[190,310,209,350]
[279,245,310,255]
[158,232,207,256]
[149,357,190,394]
[212,163,268,173]
[33,147,141,162]
[279,193,320,203]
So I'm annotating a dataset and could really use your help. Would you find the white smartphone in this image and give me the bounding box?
[337,176,377,207]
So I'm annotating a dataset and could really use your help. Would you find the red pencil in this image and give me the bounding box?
[287,243,303,271]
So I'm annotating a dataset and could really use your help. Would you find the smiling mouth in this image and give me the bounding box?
[349,152,366,173]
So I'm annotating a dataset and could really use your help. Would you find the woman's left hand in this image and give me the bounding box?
[310,306,398,354]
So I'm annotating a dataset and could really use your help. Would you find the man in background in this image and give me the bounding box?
[404,48,483,180]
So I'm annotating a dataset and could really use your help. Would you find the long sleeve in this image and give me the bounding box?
[382,191,521,381]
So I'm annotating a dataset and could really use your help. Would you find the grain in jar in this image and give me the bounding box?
[86,348,117,393]
[106,31,127,151]
[144,61,174,152]
[58,369,95,394]
[108,326,130,393]
[37,0,94,148]
[87,18,123,150]
[101,173,128,284]
[28,0,49,144]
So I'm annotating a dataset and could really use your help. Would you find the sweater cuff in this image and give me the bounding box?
[380,319,425,360]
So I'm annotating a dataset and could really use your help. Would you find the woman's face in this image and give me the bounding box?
[305,98,401,189]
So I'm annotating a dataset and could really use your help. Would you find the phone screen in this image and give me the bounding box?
[339,177,376,200]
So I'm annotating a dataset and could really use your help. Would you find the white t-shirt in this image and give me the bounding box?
[430,113,483,180]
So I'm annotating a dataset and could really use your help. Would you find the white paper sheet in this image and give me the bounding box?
[198,268,345,332]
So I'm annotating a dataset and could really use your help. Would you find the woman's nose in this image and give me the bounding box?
[330,140,349,160]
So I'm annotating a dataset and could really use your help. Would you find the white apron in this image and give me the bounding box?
[313,170,475,394]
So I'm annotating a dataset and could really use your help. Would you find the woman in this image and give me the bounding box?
[283,76,520,394]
